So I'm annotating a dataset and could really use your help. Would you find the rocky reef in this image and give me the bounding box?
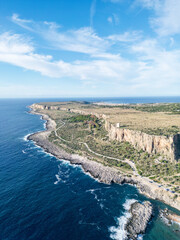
[125,201,153,240]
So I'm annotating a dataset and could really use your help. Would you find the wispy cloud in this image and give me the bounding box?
[1,29,180,95]
[90,0,96,27]
[0,32,34,53]
[107,31,142,42]
[107,14,119,25]
[0,32,133,81]
[12,14,109,55]
[1,13,179,95]
[108,0,123,3]
[136,0,180,36]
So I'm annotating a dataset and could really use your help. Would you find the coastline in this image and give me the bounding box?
[28,107,180,212]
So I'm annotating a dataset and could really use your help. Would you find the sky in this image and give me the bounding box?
[0,0,180,98]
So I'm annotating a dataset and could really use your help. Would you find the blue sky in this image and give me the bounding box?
[0,0,180,98]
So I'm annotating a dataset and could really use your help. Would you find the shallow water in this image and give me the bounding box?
[0,98,180,240]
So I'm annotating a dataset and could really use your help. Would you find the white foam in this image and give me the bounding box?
[22,150,26,154]
[53,164,71,185]
[137,234,144,240]
[34,144,55,157]
[23,133,33,141]
[27,146,39,150]
[58,158,81,169]
[54,174,61,185]
[123,199,137,211]
[43,122,46,129]
[100,203,104,209]
[23,130,42,142]
[109,199,137,240]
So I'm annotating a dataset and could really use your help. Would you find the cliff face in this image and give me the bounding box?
[105,121,179,161]
[31,104,180,161]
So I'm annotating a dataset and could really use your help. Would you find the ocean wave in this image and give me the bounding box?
[22,130,42,142]
[34,146,55,158]
[58,158,81,169]
[23,133,34,142]
[54,165,71,185]
[86,188,107,210]
[86,186,110,193]
[109,198,137,240]
[54,174,61,185]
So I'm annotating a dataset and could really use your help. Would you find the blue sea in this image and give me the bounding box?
[0,97,180,240]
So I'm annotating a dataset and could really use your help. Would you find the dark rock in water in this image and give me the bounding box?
[126,201,153,240]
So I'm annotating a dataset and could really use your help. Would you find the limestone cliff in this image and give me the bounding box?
[105,120,180,161]
[31,103,180,161]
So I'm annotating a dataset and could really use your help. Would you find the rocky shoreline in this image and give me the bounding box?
[28,108,180,212]
[28,110,138,185]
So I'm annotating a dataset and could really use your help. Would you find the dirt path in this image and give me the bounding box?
[54,120,139,175]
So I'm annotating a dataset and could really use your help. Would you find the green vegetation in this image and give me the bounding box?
[143,126,180,136]
[39,106,180,193]
[68,114,97,123]
[117,103,180,114]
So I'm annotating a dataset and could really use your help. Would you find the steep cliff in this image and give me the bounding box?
[31,103,180,161]
[105,120,180,161]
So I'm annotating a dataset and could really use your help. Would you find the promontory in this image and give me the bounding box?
[28,101,180,211]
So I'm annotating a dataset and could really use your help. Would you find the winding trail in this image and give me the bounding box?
[53,119,177,193]
[54,120,138,175]
[54,120,177,192]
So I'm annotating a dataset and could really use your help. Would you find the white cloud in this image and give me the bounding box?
[108,0,123,3]
[151,0,180,36]
[131,38,180,87]
[108,31,142,42]
[0,32,33,53]
[136,0,180,36]
[107,16,113,23]
[45,27,109,55]
[12,14,109,55]
[107,14,119,25]
[2,14,180,96]
[113,14,119,25]
[136,0,160,9]
[90,0,96,27]
[0,32,135,81]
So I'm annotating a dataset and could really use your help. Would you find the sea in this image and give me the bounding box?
[0,97,180,240]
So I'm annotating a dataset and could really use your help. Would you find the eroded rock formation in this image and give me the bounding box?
[125,201,153,240]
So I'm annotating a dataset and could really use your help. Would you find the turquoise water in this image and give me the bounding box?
[0,98,180,240]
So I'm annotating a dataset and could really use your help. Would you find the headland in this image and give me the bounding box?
[28,101,180,213]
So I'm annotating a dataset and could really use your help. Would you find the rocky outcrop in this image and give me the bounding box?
[31,103,180,161]
[126,201,153,239]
